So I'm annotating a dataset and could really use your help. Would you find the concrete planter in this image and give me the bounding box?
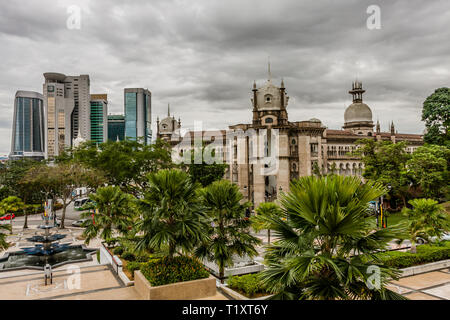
[219,284,273,300]
[399,259,450,277]
[134,270,216,300]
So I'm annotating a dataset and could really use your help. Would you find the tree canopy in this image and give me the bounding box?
[422,87,450,147]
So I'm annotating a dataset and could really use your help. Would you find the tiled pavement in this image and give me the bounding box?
[388,269,450,300]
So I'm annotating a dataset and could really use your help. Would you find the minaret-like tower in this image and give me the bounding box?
[252,81,260,125]
[343,81,374,136]
[349,81,365,103]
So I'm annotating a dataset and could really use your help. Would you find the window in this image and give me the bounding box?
[265,117,273,124]
[291,139,296,145]
[264,94,272,103]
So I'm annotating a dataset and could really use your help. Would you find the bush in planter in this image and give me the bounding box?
[121,251,136,261]
[227,274,268,298]
[140,256,209,287]
[126,261,145,275]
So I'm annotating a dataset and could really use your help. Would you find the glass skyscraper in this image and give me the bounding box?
[124,88,152,145]
[90,99,108,144]
[10,91,45,160]
[108,115,125,141]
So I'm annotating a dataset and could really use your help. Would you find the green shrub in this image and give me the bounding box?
[126,261,144,275]
[227,274,268,298]
[135,253,151,262]
[113,247,124,255]
[373,242,450,268]
[140,256,210,287]
[121,251,136,262]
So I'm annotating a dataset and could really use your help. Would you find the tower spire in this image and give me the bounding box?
[268,56,272,81]
[168,103,170,117]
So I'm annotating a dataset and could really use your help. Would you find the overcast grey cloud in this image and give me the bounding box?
[0,0,449,155]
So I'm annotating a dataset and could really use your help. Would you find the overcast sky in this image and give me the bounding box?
[0,0,449,155]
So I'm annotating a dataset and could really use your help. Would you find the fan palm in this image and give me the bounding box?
[81,186,135,245]
[195,180,261,282]
[259,175,408,300]
[135,169,208,258]
[251,202,282,244]
[402,198,449,253]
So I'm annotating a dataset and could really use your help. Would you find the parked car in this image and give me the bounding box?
[74,198,92,211]
[0,213,15,221]
[72,218,90,227]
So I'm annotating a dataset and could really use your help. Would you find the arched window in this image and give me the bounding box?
[264,94,272,103]
[291,139,296,145]
[265,117,274,124]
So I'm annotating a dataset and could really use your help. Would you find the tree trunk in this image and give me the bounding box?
[219,266,224,284]
[267,229,271,244]
[23,208,28,229]
[410,241,417,253]
[60,202,67,229]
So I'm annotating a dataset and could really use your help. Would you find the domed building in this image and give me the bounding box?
[343,81,374,136]
[156,104,181,145]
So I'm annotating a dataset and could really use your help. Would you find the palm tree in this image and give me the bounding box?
[251,202,282,245]
[0,224,11,251]
[0,196,25,235]
[135,169,207,258]
[82,186,135,245]
[259,175,408,300]
[195,180,261,283]
[402,198,449,253]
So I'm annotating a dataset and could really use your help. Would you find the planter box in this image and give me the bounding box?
[134,270,216,300]
[400,259,450,277]
[219,284,273,300]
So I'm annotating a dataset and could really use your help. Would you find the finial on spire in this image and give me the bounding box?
[268,56,272,81]
[253,80,256,89]
[167,103,170,117]
[281,78,285,88]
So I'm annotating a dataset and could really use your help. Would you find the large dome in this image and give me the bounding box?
[344,102,372,123]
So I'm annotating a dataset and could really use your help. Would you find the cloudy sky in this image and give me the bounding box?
[0,0,449,155]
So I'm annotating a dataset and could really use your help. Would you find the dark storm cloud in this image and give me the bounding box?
[0,0,449,154]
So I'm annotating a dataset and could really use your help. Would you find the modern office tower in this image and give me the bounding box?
[107,114,125,141]
[43,73,91,158]
[43,73,75,158]
[124,88,152,144]
[9,91,45,160]
[90,94,108,144]
[64,74,91,142]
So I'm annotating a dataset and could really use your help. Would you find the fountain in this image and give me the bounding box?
[0,200,96,270]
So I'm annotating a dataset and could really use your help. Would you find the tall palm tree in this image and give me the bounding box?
[135,169,207,258]
[251,202,282,245]
[402,198,449,253]
[195,180,261,283]
[0,196,24,235]
[0,224,11,251]
[259,175,408,300]
[82,186,135,245]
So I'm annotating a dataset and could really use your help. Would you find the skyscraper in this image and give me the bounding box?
[107,114,125,141]
[10,91,45,160]
[43,73,90,158]
[90,94,108,144]
[124,88,152,144]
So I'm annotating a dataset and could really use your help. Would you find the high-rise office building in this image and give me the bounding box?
[107,115,125,141]
[124,88,152,144]
[43,73,90,158]
[90,94,108,144]
[10,91,45,160]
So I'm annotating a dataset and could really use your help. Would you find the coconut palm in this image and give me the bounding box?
[259,175,408,300]
[402,198,449,253]
[195,180,261,283]
[81,186,135,245]
[251,202,282,244]
[0,196,25,235]
[135,169,208,258]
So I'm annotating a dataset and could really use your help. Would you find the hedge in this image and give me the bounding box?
[374,242,450,269]
[227,273,269,298]
[140,256,210,287]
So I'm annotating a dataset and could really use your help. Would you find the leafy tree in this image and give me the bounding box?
[0,159,44,229]
[251,202,282,244]
[82,186,135,245]
[407,144,450,200]
[259,175,407,300]
[0,223,11,251]
[195,180,260,283]
[354,139,411,207]
[72,138,173,195]
[135,169,207,258]
[422,87,450,146]
[182,145,227,187]
[0,196,25,234]
[402,198,450,253]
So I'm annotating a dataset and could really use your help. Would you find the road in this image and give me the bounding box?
[0,202,85,229]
